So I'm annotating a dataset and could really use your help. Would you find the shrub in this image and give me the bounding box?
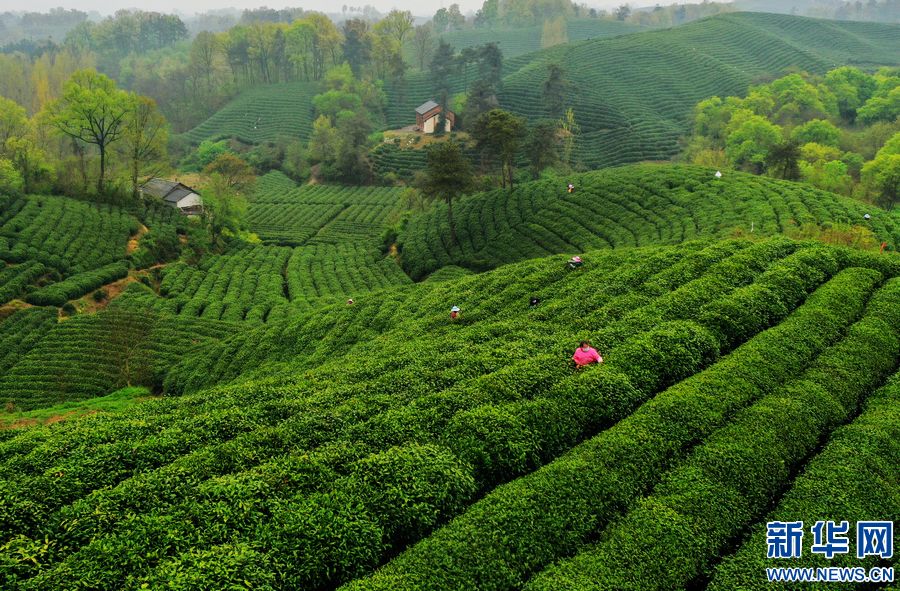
[345,444,476,547]
[25,263,128,307]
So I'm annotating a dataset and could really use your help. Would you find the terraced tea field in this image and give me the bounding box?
[180,80,320,146]
[0,286,238,410]
[0,194,182,306]
[1,234,899,590]
[150,176,413,321]
[0,194,139,275]
[399,164,900,278]
[401,18,646,65]
[181,14,898,173]
[384,12,900,171]
[248,176,405,246]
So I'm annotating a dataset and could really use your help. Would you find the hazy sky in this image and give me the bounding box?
[10,0,630,19]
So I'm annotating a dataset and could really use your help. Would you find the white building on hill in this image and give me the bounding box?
[140,179,203,215]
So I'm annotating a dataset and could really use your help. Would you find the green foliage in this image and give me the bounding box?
[180,82,320,147]
[862,135,900,210]
[305,66,385,184]
[398,164,900,279]
[4,137,54,195]
[386,14,899,172]
[121,95,168,199]
[202,174,249,248]
[130,225,181,269]
[687,66,899,194]
[203,152,256,194]
[791,118,841,147]
[856,68,900,124]
[764,139,801,180]
[0,97,27,148]
[196,140,232,169]
[472,109,526,188]
[823,65,878,123]
[24,262,128,307]
[724,111,783,172]
[708,362,900,590]
[43,70,133,194]
[345,266,879,591]
[0,159,23,194]
[541,64,568,119]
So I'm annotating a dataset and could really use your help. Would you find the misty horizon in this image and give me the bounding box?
[2,0,646,18]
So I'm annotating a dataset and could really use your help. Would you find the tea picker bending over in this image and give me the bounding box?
[573,340,603,368]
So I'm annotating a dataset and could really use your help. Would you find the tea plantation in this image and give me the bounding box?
[0,174,416,409]
[0,285,239,410]
[400,17,646,64]
[0,193,183,306]
[152,176,414,321]
[185,12,899,175]
[382,12,900,171]
[399,164,900,278]
[180,80,320,146]
[1,232,900,589]
[1,11,899,585]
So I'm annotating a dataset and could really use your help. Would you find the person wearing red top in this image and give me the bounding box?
[573,340,603,367]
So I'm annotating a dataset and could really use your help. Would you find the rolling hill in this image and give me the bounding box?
[381,12,900,174]
[3,163,899,412]
[3,8,900,591]
[1,232,899,589]
[0,174,414,410]
[179,80,320,146]
[182,18,646,149]
[182,13,899,173]
[401,18,647,65]
[0,192,182,304]
[398,163,900,278]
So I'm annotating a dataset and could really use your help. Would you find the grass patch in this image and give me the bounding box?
[0,386,154,429]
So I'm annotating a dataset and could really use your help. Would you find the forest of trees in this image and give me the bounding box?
[0,9,416,133]
[0,69,168,200]
[684,67,900,209]
[1,1,897,211]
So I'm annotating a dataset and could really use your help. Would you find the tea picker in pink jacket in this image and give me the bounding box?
[573,340,603,367]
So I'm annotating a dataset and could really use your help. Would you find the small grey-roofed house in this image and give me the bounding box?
[141,179,203,215]
[415,100,455,134]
